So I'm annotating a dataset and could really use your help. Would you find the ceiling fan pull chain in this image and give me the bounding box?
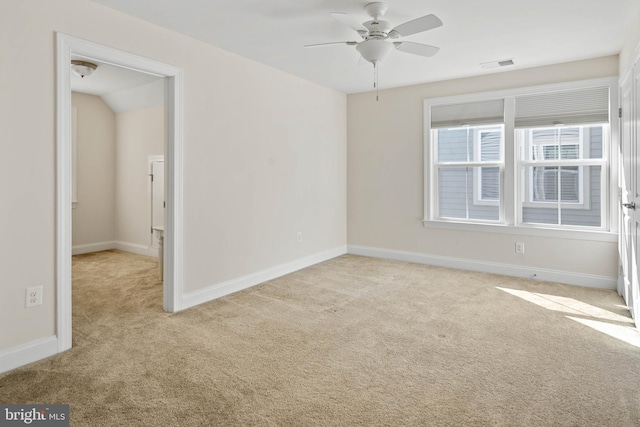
[374,61,379,102]
[373,62,376,89]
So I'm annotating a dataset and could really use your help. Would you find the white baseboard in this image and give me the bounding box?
[0,336,58,374]
[72,241,116,255]
[72,241,158,258]
[182,246,347,310]
[347,245,617,290]
[113,241,158,258]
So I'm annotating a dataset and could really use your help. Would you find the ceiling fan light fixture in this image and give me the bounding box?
[356,39,394,63]
[71,60,98,78]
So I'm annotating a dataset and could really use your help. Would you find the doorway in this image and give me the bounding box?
[56,33,184,354]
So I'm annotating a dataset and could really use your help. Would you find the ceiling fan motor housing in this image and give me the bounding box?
[363,19,392,39]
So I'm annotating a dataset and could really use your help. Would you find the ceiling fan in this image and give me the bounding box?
[305,2,443,66]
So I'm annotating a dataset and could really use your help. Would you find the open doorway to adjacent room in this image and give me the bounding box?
[70,55,166,323]
[56,33,184,353]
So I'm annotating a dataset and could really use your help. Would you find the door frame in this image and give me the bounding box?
[56,33,184,352]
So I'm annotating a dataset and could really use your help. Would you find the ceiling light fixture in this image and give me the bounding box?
[70,60,98,78]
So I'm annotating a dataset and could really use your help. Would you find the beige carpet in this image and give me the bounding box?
[1,249,640,426]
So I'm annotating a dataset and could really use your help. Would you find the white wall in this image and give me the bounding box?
[619,6,640,72]
[0,0,347,354]
[71,93,116,247]
[347,56,619,283]
[115,105,164,248]
[71,95,163,255]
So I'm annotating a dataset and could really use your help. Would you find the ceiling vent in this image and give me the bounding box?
[480,59,515,69]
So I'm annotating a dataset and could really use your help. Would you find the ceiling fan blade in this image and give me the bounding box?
[330,12,367,35]
[391,14,443,38]
[304,41,358,48]
[394,41,440,57]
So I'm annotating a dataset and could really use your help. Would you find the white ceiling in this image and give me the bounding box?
[88,0,640,94]
[70,56,161,96]
[70,56,164,113]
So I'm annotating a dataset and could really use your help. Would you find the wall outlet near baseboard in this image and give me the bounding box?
[515,242,525,254]
[297,232,303,243]
[26,286,43,308]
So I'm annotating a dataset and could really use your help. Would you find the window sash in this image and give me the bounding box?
[518,125,603,215]
[432,126,504,221]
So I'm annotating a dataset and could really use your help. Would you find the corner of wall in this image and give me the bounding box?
[620,7,640,72]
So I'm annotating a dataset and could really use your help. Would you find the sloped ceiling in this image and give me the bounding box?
[70,57,163,113]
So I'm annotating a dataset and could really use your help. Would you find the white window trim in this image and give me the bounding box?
[423,77,619,241]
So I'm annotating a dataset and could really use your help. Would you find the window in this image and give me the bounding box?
[424,78,615,234]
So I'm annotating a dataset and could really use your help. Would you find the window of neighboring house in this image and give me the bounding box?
[475,127,502,205]
[524,127,585,205]
[424,78,615,235]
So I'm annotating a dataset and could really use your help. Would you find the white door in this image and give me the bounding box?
[631,63,640,325]
[620,71,634,314]
[620,61,640,327]
[151,159,165,247]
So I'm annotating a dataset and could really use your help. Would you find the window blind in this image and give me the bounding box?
[430,99,504,128]
[514,86,609,128]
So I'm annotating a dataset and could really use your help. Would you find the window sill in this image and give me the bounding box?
[421,219,618,242]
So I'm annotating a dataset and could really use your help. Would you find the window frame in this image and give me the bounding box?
[423,77,618,241]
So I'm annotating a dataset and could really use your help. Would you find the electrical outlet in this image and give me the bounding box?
[515,242,525,254]
[297,232,303,243]
[26,286,43,308]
